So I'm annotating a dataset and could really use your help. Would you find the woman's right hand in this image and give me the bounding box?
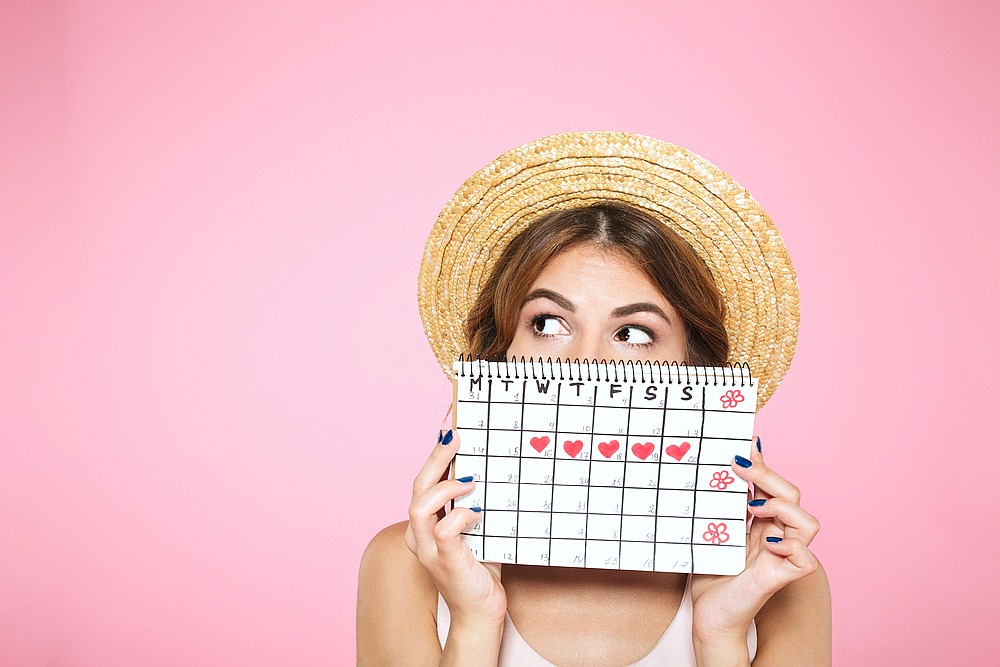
[404,429,507,629]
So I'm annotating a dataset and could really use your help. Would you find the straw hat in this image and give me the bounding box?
[418,131,799,410]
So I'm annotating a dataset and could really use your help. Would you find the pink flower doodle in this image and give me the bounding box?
[720,389,745,409]
[710,470,735,490]
[702,522,730,545]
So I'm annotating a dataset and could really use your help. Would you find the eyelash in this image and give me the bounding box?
[527,314,658,348]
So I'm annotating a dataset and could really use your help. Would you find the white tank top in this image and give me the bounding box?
[436,574,757,665]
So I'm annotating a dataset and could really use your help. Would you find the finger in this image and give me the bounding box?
[750,434,764,464]
[408,478,478,554]
[432,507,485,563]
[762,537,820,579]
[412,428,460,500]
[731,455,799,505]
[741,435,768,501]
[746,497,820,545]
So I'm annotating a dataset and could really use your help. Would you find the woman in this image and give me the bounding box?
[357,132,832,665]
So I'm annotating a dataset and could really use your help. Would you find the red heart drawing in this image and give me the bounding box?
[529,435,550,452]
[631,441,655,460]
[665,441,692,461]
[563,439,584,458]
[597,440,620,458]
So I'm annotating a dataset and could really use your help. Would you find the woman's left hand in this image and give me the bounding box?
[689,435,821,654]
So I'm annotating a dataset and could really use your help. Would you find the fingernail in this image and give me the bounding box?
[456,475,474,483]
[748,499,767,507]
[734,455,752,468]
[442,429,454,445]
[437,430,444,444]
[756,436,762,453]
[766,536,783,543]
[470,507,482,512]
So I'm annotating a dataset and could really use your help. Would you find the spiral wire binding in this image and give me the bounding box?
[454,353,753,387]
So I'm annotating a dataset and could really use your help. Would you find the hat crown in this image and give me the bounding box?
[419,130,799,411]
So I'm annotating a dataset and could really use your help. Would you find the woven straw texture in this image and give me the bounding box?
[418,131,799,411]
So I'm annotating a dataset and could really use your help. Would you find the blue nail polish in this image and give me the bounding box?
[470,507,482,513]
[766,536,783,543]
[756,437,762,453]
[437,430,444,444]
[456,475,474,483]
[442,429,454,445]
[748,499,767,507]
[734,455,752,468]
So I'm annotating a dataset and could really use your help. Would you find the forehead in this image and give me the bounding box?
[528,245,672,305]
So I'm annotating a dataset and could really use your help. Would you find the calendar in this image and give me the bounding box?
[451,358,757,575]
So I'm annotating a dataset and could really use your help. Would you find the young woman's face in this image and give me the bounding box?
[505,244,687,364]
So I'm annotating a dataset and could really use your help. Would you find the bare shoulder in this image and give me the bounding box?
[754,558,832,666]
[357,521,441,664]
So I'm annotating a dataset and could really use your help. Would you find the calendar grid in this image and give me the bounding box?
[454,361,756,575]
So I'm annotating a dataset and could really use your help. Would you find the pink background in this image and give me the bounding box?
[2,1,998,664]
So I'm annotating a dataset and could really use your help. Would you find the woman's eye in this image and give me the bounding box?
[531,316,568,337]
[614,326,654,345]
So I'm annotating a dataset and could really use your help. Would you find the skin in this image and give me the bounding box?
[358,245,832,666]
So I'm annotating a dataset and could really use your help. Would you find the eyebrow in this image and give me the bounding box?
[523,289,576,313]
[610,302,672,325]
[522,289,672,325]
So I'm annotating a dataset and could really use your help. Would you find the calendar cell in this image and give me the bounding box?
[518,484,552,512]
[488,403,522,430]
[588,486,623,515]
[554,458,590,485]
[522,403,557,430]
[624,462,659,489]
[694,490,747,521]
[593,407,629,436]
[698,438,749,466]
[558,405,594,433]
[454,455,486,483]
[552,485,589,513]
[550,512,586,539]
[517,538,551,566]
[589,460,625,487]
[485,456,520,483]
[585,540,621,569]
[621,488,657,516]
[461,535,484,560]
[483,536,517,564]
[517,512,551,539]
[654,543,693,573]
[487,430,521,457]
[520,457,554,484]
[484,483,518,511]
[619,541,655,571]
[621,515,655,542]
[656,516,694,544]
[484,510,518,538]
[549,539,586,567]
[663,410,703,438]
[586,513,622,541]
[658,463,697,490]
[628,408,665,436]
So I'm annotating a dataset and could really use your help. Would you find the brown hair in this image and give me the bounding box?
[465,202,728,366]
